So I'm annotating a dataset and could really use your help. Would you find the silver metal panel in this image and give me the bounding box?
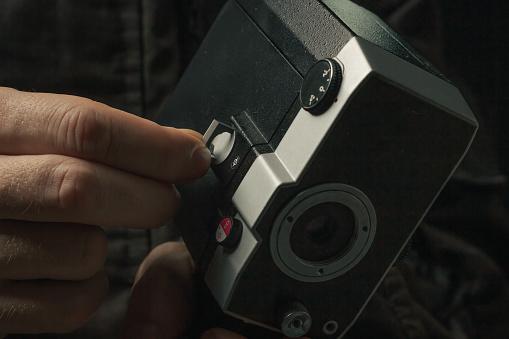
[233,153,295,229]
[204,214,260,308]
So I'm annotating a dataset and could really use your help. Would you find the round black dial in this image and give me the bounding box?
[300,58,342,115]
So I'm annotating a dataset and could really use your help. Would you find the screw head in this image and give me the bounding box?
[281,310,312,338]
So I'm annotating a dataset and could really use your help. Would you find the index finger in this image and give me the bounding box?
[0,87,210,183]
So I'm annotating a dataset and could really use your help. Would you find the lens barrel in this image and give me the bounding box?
[270,183,376,282]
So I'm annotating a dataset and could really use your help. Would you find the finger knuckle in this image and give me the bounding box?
[51,101,114,160]
[48,159,101,210]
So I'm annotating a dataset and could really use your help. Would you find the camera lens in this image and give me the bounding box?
[289,202,356,263]
[271,184,376,281]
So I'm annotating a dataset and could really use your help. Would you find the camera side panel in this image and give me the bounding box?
[219,38,477,338]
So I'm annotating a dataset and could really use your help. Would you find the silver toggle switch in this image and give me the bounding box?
[203,120,236,165]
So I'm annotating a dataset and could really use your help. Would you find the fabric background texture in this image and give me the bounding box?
[1,0,508,338]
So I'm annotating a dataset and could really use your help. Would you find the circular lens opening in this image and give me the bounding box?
[289,202,356,263]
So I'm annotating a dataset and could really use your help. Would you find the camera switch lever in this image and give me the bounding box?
[203,119,254,187]
[203,120,236,165]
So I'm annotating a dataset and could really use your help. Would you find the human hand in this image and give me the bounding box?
[122,242,310,339]
[0,87,210,336]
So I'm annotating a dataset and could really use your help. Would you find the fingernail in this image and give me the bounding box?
[124,323,162,339]
[191,146,211,174]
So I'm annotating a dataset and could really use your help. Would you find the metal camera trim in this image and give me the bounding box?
[270,183,376,282]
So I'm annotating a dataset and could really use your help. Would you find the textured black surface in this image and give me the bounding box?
[158,1,301,136]
[238,0,354,76]
[322,0,449,82]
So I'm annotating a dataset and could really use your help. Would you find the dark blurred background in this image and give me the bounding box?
[1,0,508,338]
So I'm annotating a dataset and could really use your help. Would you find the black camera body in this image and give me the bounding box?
[158,0,477,337]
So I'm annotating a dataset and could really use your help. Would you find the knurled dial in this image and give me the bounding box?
[300,58,342,115]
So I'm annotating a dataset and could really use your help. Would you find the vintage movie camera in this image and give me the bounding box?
[158,0,477,337]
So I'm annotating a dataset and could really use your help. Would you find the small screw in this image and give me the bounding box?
[280,302,312,338]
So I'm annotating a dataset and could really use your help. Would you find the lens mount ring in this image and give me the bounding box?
[270,183,376,282]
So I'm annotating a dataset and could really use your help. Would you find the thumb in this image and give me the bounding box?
[121,242,195,339]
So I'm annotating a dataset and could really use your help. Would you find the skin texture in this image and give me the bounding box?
[0,87,210,336]
[122,242,310,339]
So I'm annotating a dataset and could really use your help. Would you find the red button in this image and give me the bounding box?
[214,216,243,249]
[216,217,232,243]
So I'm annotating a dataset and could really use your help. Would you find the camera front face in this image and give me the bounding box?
[158,1,477,338]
